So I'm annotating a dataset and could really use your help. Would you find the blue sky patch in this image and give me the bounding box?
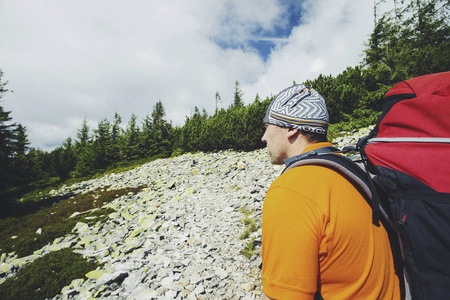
[214,0,304,61]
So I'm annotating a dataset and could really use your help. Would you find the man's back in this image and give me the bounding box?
[262,143,400,299]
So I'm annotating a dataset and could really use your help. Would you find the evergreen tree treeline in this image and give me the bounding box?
[0,0,448,195]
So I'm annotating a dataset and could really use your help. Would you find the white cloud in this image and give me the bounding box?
[0,0,376,151]
[243,0,373,98]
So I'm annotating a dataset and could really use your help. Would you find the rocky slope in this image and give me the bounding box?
[0,127,372,300]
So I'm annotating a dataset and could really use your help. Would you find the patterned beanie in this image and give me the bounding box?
[263,84,329,134]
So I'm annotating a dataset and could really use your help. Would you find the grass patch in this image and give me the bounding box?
[241,237,259,258]
[239,217,258,240]
[0,185,146,258]
[239,206,253,216]
[230,184,241,191]
[239,206,260,258]
[0,153,169,216]
[0,178,69,219]
[0,248,101,300]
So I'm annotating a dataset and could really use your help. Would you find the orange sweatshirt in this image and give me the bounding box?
[262,142,400,299]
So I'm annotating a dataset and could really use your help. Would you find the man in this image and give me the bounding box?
[261,84,400,299]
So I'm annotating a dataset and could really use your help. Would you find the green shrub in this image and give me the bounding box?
[171,148,184,158]
[0,248,100,300]
[328,109,380,139]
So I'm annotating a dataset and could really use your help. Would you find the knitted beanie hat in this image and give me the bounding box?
[263,84,329,134]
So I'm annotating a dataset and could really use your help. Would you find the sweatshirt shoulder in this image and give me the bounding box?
[271,164,343,189]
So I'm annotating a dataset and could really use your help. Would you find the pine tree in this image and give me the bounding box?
[0,105,15,169]
[149,101,172,156]
[13,124,29,156]
[364,0,449,88]
[93,118,111,169]
[0,70,15,190]
[73,118,94,177]
[125,114,140,159]
[51,138,76,179]
[110,112,124,162]
[232,81,244,107]
[76,118,90,146]
[215,91,222,113]
[140,113,153,156]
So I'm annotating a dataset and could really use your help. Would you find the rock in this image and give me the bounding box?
[128,288,158,300]
[215,267,229,280]
[97,271,128,285]
[122,270,143,290]
[224,206,235,213]
[242,282,255,292]
[0,263,13,275]
[85,269,104,280]
[193,284,205,295]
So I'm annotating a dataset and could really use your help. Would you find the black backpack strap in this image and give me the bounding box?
[358,137,385,221]
[284,146,340,168]
[285,153,372,207]
[284,150,393,225]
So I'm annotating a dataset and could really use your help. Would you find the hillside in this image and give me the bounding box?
[0,127,370,299]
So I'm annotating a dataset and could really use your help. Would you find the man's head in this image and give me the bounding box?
[261,84,329,164]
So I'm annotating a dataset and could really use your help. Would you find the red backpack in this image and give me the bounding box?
[286,72,450,300]
[359,71,450,299]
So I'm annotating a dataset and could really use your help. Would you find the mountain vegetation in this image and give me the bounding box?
[0,0,448,210]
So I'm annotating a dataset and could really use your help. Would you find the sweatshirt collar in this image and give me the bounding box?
[284,142,334,167]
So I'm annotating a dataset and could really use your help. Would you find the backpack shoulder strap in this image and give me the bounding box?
[284,148,392,223]
[284,146,340,166]
[285,153,373,207]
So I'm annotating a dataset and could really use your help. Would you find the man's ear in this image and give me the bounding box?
[286,128,299,139]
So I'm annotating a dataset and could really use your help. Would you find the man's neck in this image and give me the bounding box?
[286,137,314,159]
[285,140,333,163]
[284,142,335,167]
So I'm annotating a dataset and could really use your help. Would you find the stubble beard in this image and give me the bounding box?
[268,150,284,165]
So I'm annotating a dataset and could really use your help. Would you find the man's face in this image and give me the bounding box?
[261,123,289,165]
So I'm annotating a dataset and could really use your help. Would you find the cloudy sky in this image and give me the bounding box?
[1,0,379,151]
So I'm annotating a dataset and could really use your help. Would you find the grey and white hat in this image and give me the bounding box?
[263,84,329,134]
